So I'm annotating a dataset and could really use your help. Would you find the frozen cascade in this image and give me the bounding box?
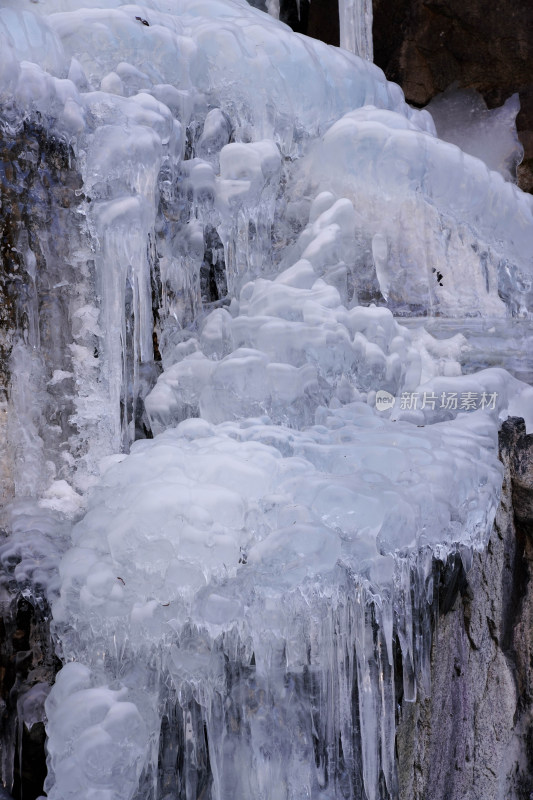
[338,0,374,61]
[0,1,532,800]
[258,0,373,59]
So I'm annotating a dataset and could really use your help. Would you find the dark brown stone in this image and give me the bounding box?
[307,0,340,48]
[275,0,340,46]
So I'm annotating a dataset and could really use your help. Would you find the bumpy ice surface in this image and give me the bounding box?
[0,1,532,800]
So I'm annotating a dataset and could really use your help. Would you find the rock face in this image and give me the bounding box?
[396,417,533,800]
[0,122,83,799]
[250,0,340,46]
[0,122,84,505]
[0,593,59,800]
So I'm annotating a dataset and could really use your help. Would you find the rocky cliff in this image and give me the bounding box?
[396,417,533,800]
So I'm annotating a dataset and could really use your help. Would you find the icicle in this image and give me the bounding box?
[395,558,416,703]
[266,0,280,19]
[338,0,374,60]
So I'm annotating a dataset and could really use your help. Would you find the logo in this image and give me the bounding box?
[375,390,396,412]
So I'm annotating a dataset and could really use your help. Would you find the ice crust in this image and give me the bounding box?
[0,1,532,799]
[427,87,524,183]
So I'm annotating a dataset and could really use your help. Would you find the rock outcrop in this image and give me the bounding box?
[396,417,533,800]
[0,122,84,505]
[0,592,59,800]
[0,121,83,799]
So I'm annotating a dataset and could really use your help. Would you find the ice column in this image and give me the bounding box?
[338,0,374,61]
[266,0,280,19]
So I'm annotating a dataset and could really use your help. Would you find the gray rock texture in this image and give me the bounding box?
[396,417,533,800]
[0,121,82,799]
[0,122,85,505]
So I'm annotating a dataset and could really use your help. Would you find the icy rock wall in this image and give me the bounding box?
[0,122,86,504]
[0,592,57,799]
[0,503,68,797]
[396,418,533,800]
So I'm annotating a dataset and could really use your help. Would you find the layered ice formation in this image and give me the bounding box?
[0,1,532,800]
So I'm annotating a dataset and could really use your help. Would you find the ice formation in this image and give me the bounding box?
[338,0,373,60]
[426,87,524,183]
[0,1,532,800]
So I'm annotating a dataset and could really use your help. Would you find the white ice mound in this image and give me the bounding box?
[44,663,150,800]
[295,107,533,315]
[50,406,504,800]
[56,408,503,637]
[1,0,430,145]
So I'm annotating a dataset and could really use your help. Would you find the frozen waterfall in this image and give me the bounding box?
[0,2,532,800]
[338,0,373,60]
